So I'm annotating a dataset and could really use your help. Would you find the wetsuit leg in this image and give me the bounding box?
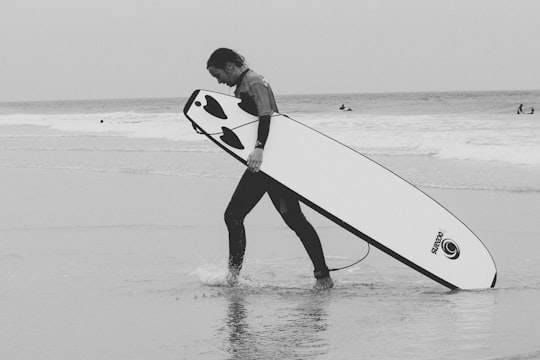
[267,181,330,279]
[224,170,268,272]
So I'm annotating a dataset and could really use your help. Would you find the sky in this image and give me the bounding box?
[1,0,539,101]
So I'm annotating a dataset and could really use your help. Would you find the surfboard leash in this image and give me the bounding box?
[190,113,287,136]
[328,243,371,273]
[190,119,261,136]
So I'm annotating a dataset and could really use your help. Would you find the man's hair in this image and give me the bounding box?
[207,48,245,69]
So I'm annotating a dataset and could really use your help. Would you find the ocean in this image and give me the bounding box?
[1,90,539,192]
[1,90,540,359]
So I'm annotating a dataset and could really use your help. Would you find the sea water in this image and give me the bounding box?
[1,90,539,191]
[1,90,540,359]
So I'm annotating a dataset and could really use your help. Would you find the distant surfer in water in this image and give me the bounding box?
[339,104,352,111]
[207,48,333,289]
[517,104,525,114]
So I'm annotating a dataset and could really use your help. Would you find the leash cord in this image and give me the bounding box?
[328,243,371,272]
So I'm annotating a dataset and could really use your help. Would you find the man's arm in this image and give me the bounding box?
[247,82,274,172]
[255,115,271,149]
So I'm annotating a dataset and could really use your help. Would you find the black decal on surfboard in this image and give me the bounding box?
[220,127,244,149]
[441,239,460,260]
[204,95,227,119]
[238,92,258,116]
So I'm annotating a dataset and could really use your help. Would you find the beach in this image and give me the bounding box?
[1,92,540,359]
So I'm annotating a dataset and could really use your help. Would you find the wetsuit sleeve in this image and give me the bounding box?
[256,115,270,149]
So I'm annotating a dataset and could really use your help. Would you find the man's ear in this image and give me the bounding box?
[224,62,234,74]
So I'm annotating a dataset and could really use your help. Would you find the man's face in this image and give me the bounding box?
[208,65,234,87]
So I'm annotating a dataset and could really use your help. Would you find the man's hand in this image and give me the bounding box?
[247,148,264,172]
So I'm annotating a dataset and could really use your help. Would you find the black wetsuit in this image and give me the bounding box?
[226,69,330,279]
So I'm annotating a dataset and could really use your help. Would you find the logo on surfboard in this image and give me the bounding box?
[432,230,460,260]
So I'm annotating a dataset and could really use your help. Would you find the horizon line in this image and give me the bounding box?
[2,87,539,104]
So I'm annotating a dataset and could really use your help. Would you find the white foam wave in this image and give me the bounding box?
[0,145,221,154]
[2,111,540,166]
[435,143,540,166]
[296,113,540,166]
[417,181,540,193]
[0,112,202,142]
[0,163,235,179]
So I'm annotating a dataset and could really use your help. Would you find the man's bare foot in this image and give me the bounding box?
[314,276,334,290]
[226,268,240,286]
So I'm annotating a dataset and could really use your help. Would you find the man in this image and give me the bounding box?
[206,48,333,289]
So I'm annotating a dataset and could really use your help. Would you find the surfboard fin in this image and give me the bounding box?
[220,127,245,149]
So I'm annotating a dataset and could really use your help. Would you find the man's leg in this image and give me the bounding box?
[267,183,333,288]
[224,170,267,280]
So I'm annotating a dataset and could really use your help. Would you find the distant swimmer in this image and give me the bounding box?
[339,104,353,111]
[529,107,535,114]
[517,104,525,114]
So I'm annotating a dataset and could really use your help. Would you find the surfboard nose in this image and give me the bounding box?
[183,89,201,115]
[184,90,236,135]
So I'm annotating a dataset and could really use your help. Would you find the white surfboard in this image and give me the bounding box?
[183,89,497,290]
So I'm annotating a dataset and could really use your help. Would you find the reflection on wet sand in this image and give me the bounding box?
[222,288,332,359]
